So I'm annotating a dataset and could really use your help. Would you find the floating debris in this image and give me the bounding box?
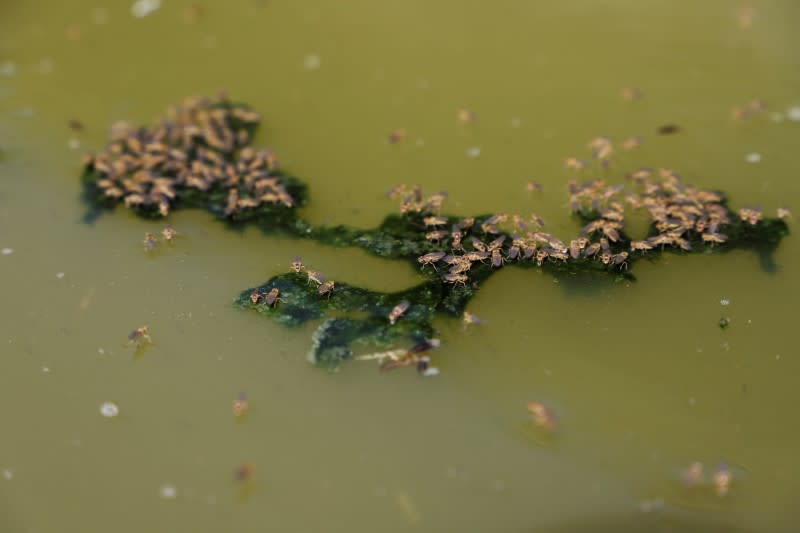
[656,124,681,135]
[131,0,161,18]
[457,109,476,124]
[99,402,120,418]
[737,6,756,29]
[387,128,406,144]
[67,119,85,132]
[621,87,642,101]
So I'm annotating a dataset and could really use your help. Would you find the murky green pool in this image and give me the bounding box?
[1,1,799,531]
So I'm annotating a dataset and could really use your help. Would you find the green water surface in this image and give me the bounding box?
[1,1,799,532]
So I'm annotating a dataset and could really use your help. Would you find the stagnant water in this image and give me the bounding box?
[1,1,799,531]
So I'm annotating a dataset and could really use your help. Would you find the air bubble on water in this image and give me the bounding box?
[0,62,17,77]
[100,402,119,417]
[303,54,321,70]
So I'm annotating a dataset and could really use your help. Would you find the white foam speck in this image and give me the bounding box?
[1,248,13,255]
[466,147,481,158]
[720,298,730,306]
[2,469,12,480]
[787,106,800,121]
[160,484,177,499]
[745,152,761,164]
[100,402,119,417]
[131,0,161,18]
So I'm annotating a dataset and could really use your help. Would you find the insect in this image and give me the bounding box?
[564,157,586,170]
[777,207,792,220]
[425,230,448,242]
[491,249,504,268]
[469,237,487,252]
[264,287,282,307]
[443,273,469,285]
[423,216,448,227]
[291,256,304,273]
[232,392,249,418]
[161,223,176,242]
[527,401,557,430]
[569,240,581,259]
[682,461,704,487]
[506,245,520,260]
[307,270,324,285]
[235,462,255,482]
[713,463,732,497]
[462,311,482,326]
[143,232,157,252]
[622,136,642,150]
[463,251,489,263]
[249,291,261,304]
[486,235,506,251]
[318,280,335,298]
[630,240,653,252]
[612,252,629,270]
[388,300,410,325]
[417,251,446,271]
[525,181,543,192]
[450,228,464,251]
[127,325,152,346]
[701,232,728,245]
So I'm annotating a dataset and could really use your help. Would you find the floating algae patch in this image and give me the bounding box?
[80,95,791,367]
